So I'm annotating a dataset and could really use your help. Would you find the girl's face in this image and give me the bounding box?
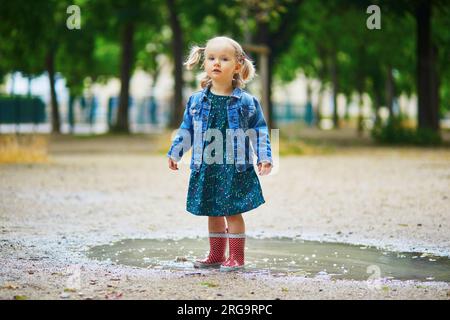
[204,40,241,86]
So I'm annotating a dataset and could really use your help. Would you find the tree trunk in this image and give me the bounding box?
[430,44,440,127]
[167,0,184,129]
[27,76,32,97]
[357,92,364,136]
[344,96,350,122]
[416,0,439,131]
[356,63,364,135]
[256,22,274,130]
[46,50,60,134]
[315,83,324,129]
[114,21,134,133]
[316,48,327,129]
[10,73,16,96]
[330,49,339,129]
[68,93,75,134]
[305,81,314,126]
[385,65,394,122]
[373,90,382,127]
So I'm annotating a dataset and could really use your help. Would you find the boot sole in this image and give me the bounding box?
[219,265,245,272]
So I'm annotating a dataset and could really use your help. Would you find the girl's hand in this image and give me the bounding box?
[257,161,272,176]
[168,158,179,170]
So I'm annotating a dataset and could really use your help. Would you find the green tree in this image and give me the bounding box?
[87,0,163,133]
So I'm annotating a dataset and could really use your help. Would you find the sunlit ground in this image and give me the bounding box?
[0,134,48,164]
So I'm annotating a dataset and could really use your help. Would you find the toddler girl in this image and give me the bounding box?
[167,36,273,271]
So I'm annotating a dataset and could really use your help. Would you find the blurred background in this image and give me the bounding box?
[0,0,449,161]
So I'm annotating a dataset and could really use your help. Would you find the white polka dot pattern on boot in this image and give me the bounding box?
[221,235,245,268]
[194,234,227,267]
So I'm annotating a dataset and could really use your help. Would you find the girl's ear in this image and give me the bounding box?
[234,63,242,74]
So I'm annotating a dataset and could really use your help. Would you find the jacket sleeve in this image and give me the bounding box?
[249,96,273,165]
[167,96,194,162]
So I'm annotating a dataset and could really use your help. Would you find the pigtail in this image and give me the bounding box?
[240,57,255,83]
[232,55,255,88]
[183,45,205,70]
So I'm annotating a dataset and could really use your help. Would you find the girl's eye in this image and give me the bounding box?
[207,57,229,61]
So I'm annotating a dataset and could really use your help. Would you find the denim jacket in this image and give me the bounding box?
[167,86,273,173]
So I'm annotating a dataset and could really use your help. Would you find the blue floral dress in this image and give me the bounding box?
[186,91,265,216]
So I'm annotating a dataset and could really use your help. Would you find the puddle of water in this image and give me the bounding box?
[86,237,450,282]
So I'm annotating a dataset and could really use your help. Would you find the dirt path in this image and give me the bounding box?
[0,135,449,300]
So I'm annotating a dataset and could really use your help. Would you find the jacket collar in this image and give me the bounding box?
[200,85,243,101]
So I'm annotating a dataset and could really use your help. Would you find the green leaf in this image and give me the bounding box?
[200,282,219,288]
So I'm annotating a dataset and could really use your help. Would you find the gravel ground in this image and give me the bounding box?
[0,135,449,300]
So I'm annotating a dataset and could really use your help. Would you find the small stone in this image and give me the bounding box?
[60,293,70,299]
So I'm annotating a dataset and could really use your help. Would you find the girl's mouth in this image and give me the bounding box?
[213,69,221,73]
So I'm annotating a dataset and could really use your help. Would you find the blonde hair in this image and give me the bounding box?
[183,36,256,89]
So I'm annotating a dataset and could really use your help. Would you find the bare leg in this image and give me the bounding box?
[225,214,245,234]
[208,216,227,233]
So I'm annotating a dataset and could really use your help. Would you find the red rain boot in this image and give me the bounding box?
[193,232,227,268]
[220,233,245,272]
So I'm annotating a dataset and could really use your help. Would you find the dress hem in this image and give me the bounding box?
[186,199,265,217]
